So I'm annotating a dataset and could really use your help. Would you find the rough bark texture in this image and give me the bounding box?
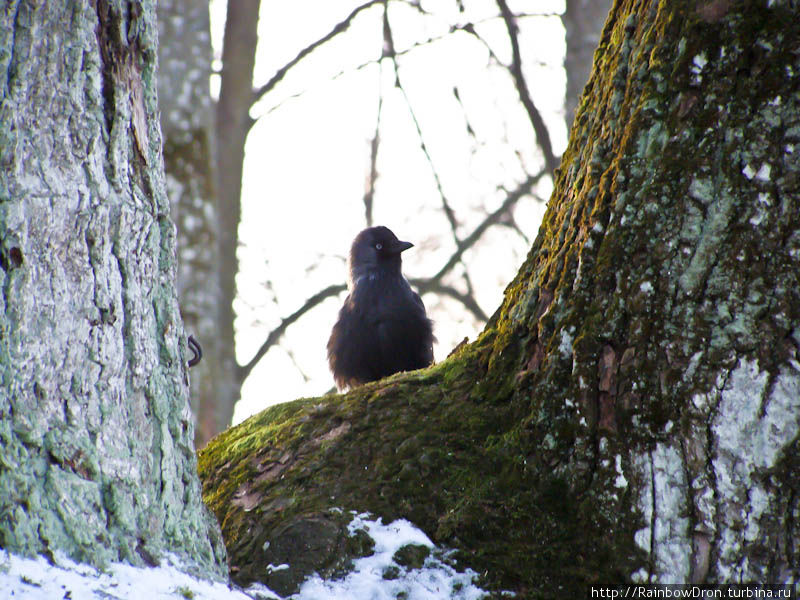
[199,1,800,596]
[0,0,226,576]
[156,0,227,448]
[563,0,613,128]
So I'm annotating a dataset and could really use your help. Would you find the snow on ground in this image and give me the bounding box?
[0,514,496,600]
[0,550,265,600]
[293,513,491,600]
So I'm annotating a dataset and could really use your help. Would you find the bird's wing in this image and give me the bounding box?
[410,290,434,359]
[327,294,374,388]
[410,290,426,312]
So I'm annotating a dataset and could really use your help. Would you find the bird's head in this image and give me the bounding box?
[348,226,413,286]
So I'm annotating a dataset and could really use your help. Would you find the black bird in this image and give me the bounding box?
[327,226,434,390]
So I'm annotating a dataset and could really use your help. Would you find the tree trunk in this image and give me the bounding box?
[562,0,612,129]
[0,0,225,575]
[216,0,261,417]
[156,0,227,448]
[199,0,800,596]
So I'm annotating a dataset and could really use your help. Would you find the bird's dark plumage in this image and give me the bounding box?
[327,226,434,389]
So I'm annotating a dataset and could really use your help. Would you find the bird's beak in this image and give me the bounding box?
[393,240,414,254]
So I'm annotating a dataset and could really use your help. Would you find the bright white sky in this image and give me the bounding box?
[207,1,569,423]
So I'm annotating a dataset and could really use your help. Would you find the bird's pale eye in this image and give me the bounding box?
[375,243,383,250]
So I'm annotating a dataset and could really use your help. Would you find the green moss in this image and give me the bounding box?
[393,544,430,569]
[199,321,641,595]
[198,2,800,597]
[174,587,195,599]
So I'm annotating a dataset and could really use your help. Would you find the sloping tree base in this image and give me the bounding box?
[198,1,800,596]
[199,335,642,596]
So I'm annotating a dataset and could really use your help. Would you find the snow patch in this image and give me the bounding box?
[690,53,708,84]
[296,514,492,599]
[741,162,772,182]
[266,563,290,573]
[0,551,261,600]
[0,514,500,600]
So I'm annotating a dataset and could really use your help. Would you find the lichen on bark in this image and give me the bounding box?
[199,0,799,596]
[0,0,225,578]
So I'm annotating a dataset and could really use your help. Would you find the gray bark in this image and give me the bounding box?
[0,0,225,576]
[157,0,227,448]
[562,0,612,129]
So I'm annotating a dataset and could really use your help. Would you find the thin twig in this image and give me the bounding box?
[383,6,461,243]
[252,0,384,106]
[238,171,544,383]
[363,8,389,228]
[282,346,312,383]
[410,279,489,322]
[237,283,347,382]
[452,86,477,139]
[256,17,511,120]
[429,169,546,282]
[496,0,559,176]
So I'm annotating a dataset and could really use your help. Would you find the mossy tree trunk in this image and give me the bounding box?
[0,0,225,576]
[199,1,800,596]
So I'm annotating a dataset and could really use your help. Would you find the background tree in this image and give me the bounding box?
[0,0,225,576]
[157,0,229,448]
[562,0,612,128]
[159,0,613,446]
[199,0,800,595]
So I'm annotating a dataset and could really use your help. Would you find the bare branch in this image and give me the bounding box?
[460,22,504,67]
[452,86,477,139]
[383,7,461,242]
[252,0,384,106]
[282,346,312,383]
[364,90,381,227]
[411,279,489,322]
[238,170,544,383]
[363,6,390,229]
[237,283,347,383]
[496,0,559,176]
[429,169,546,283]
[236,7,555,384]
[257,17,512,121]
